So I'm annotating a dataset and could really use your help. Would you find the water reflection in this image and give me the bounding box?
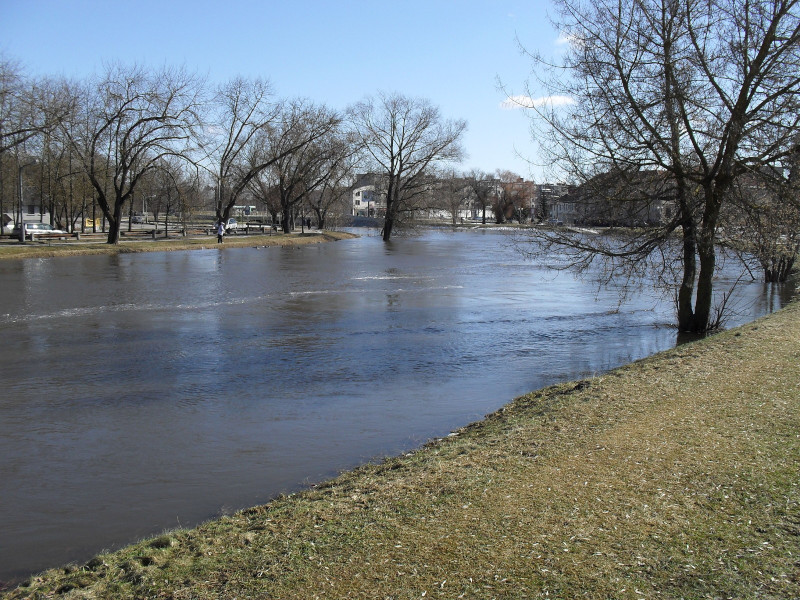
[0,229,793,585]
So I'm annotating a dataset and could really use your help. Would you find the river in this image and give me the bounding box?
[0,228,793,584]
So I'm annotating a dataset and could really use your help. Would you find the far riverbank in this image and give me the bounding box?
[0,230,356,261]
[4,300,799,598]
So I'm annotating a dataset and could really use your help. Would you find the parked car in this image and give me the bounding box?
[225,218,238,232]
[13,222,66,238]
[131,215,144,224]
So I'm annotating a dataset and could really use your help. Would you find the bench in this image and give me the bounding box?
[120,228,187,239]
[72,232,107,241]
[241,224,276,235]
[120,230,158,239]
[29,232,74,242]
[236,224,279,235]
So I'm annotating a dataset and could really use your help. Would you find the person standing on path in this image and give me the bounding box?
[216,221,225,243]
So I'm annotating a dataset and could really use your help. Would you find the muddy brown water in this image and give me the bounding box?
[0,229,793,584]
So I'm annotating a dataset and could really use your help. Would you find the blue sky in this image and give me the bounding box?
[1,0,562,180]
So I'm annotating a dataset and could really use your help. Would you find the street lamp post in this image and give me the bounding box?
[17,160,37,244]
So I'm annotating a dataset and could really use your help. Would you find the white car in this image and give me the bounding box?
[225,218,238,232]
[13,222,66,238]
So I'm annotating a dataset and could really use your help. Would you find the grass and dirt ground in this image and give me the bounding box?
[2,277,799,599]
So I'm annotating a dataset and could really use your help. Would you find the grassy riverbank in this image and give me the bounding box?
[0,230,356,260]
[5,303,799,599]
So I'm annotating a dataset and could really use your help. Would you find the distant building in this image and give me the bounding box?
[557,170,675,226]
[536,183,570,222]
[351,173,386,217]
[4,192,59,231]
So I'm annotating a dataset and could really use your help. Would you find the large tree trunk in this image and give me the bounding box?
[677,221,697,332]
[692,233,716,332]
[382,179,397,242]
[382,214,394,241]
[106,202,123,244]
[278,194,293,234]
[281,213,291,234]
[690,186,723,332]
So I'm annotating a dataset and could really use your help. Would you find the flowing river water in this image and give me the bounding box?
[0,228,794,583]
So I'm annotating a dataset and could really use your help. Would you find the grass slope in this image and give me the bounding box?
[5,302,799,599]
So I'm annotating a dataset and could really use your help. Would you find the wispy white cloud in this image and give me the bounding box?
[556,31,577,45]
[500,95,575,110]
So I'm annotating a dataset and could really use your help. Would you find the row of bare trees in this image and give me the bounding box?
[1,58,468,243]
[409,169,539,227]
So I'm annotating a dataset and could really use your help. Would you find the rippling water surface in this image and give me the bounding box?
[0,229,793,582]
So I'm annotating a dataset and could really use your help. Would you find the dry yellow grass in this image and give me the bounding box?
[4,301,799,599]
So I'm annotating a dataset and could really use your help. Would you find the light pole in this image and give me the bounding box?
[17,160,37,243]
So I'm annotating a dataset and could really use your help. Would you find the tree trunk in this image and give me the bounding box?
[764,255,796,283]
[106,204,122,244]
[677,220,697,332]
[382,179,398,242]
[691,184,724,332]
[691,234,716,332]
[382,214,394,241]
[106,223,120,244]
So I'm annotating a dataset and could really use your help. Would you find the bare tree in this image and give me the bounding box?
[205,80,340,231]
[523,0,800,332]
[247,101,342,233]
[247,174,281,225]
[306,134,357,230]
[147,158,190,235]
[58,64,203,244]
[203,77,279,225]
[436,170,469,226]
[463,169,495,224]
[178,169,207,229]
[348,92,466,241]
[0,59,70,228]
[0,57,59,155]
[726,146,800,282]
[494,170,526,223]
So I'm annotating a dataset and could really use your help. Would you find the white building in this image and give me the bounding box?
[351,174,386,217]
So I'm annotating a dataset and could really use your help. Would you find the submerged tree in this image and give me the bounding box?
[349,92,466,241]
[727,145,800,282]
[522,0,800,332]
